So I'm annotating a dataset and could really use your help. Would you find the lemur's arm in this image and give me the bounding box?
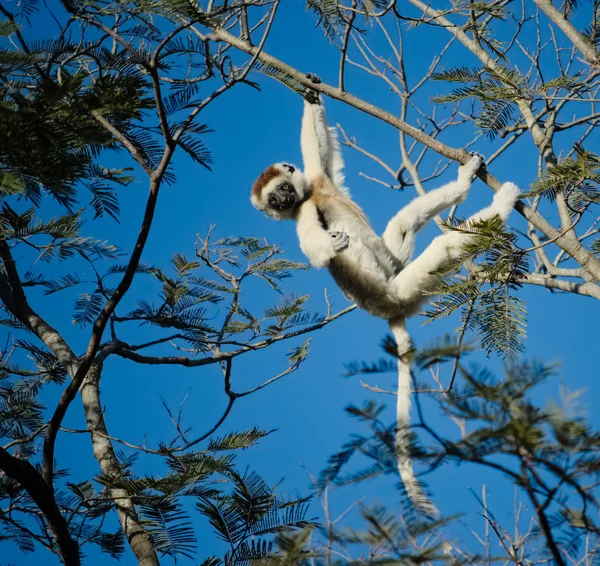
[298,108,349,267]
[301,74,346,191]
[298,75,349,268]
[300,101,324,181]
[296,201,348,268]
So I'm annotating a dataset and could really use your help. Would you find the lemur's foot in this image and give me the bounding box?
[306,73,321,84]
[329,231,349,252]
[459,153,485,181]
[493,182,520,218]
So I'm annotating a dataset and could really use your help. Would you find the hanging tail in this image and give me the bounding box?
[389,317,438,518]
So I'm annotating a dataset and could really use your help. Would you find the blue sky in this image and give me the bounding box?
[3,0,600,563]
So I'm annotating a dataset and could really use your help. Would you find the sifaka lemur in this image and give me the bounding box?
[250,75,519,515]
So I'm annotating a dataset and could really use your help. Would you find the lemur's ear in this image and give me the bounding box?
[284,164,295,174]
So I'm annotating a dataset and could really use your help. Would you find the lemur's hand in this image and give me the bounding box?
[302,73,322,105]
[329,231,349,253]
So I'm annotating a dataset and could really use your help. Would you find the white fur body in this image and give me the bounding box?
[251,91,520,516]
[295,109,520,321]
[296,184,404,317]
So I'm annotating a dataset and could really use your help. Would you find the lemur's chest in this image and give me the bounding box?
[316,199,399,278]
[315,197,372,235]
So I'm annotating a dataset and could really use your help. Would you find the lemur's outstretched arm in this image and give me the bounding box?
[298,75,349,267]
[301,100,324,181]
[300,75,328,181]
[301,74,346,190]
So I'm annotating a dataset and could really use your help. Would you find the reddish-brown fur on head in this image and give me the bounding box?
[250,163,307,221]
[251,164,282,203]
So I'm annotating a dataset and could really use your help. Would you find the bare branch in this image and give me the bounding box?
[532,0,599,66]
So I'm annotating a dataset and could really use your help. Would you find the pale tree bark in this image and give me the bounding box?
[0,242,158,565]
[80,361,160,566]
[531,0,599,66]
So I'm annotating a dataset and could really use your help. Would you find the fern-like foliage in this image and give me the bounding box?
[306,0,391,39]
[450,0,508,18]
[341,504,460,563]
[433,66,590,139]
[198,469,315,565]
[264,294,323,335]
[425,216,528,360]
[127,253,222,333]
[343,357,397,377]
[432,66,527,139]
[305,0,349,39]
[91,433,315,562]
[0,65,136,209]
[140,497,197,559]
[317,399,434,516]
[73,290,105,326]
[316,351,600,563]
[582,3,600,47]
[0,4,322,564]
[96,531,125,560]
[561,0,582,17]
[475,291,527,360]
[0,518,36,553]
[413,333,474,369]
[206,428,273,452]
[14,339,68,384]
[254,61,306,96]
[312,396,476,559]
[527,145,600,207]
[252,529,315,565]
[0,379,44,440]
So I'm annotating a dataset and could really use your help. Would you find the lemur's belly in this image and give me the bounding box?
[329,262,405,318]
[326,227,407,319]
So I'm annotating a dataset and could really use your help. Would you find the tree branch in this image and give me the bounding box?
[112,304,356,366]
[80,361,159,566]
[43,173,165,486]
[523,273,600,299]
[0,447,79,565]
[204,24,600,282]
[531,0,599,66]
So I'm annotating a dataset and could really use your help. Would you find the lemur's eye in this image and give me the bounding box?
[269,196,277,206]
[281,183,291,191]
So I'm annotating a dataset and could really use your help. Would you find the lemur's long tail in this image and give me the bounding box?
[389,318,438,518]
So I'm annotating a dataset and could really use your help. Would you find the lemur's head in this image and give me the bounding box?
[250,163,306,220]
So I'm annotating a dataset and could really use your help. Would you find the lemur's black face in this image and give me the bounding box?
[267,181,297,211]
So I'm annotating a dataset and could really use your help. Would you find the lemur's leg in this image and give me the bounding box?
[389,182,519,307]
[463,182,519,223]
[382,154,484,266]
